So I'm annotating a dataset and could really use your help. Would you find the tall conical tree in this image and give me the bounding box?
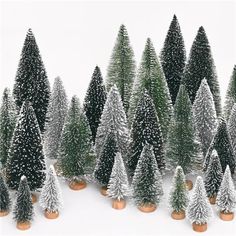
[0,88,16,168]
[95,85,129,158]
[44,77,68,159]
[224,65,236,121]
[228,103,236,156]
[6,101,46,191]
[204,118,235,174]
[129,38,172,140]
[183,26,221,117]
[160,14,186,104]
[193,79,217,156]
[84,66,107,144]
[127,91,165,177]
[166,85,202,174]
[13,29,50,132]
[0,173,11,215]
[106,24,136,114]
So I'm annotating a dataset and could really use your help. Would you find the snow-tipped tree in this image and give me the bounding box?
[132,144,163,208]
[129,38,172,141]
[166,85,202,174]
[169,166,189,214]
[13,29,50,132]
[107,152,130,200]
[94,131,118,188]
[58,96,92,180]
[6,101,46,191]
[0,88,16,168]
[204,150,223,201]
[160,14,186,104]
[13,176,33,223]
[183,26,221,117]
[84,66,107,144]
[228,103,236,156]
[193,79,217,157]
[95,85,129,158]
[39,165,62,213]
[44,77,68,159]
[0,173,11,214]
[127,91,165,177]
[224,65,236,121]
[186,176,212,225]
[106,24,136,114]
[204,118,235,174]
[216,165,236,214]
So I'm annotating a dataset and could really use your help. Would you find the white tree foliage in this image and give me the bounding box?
[39,165,63,213]
[228,103,236,157]
[186,176,212,224]
[216,165,236,213]
[107,152,130,200]
[95,85,129,158]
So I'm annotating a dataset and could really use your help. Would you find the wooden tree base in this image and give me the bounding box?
[112,199,126,210]
[69,180,86,191]
[171,210,185,220]
[17,221,31,230]
[44,210,59,219]
[138,203,157,213]
[185,180,193,191]
[0,210,9,217]
[192,222,207,232]
[31,193,37,204]
[100,186,108,196]
[209,196,216,204]
[220,211,234,221]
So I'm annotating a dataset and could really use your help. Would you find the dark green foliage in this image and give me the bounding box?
[0,173,11,212]
[160,15,186,104]
[84,66,107,144]
[13,29,50,132]
[6,101,46,191]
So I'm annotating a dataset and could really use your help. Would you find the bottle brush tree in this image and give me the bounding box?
[228,103,236,157]
[0,173,11,216]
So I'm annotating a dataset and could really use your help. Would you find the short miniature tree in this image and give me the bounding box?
[0,173,11,216]
[13,176,33,229]
[204,150,223,204]
[228,103,236,156]
[216,165,236,217]
[169,166,189,219]
[39,165,62,218]
[131,144,163,212]
[186,176,212,231]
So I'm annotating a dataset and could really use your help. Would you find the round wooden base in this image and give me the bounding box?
[138,203,157,213]
[31,193,37,204]
[171,210,185,220]
[44,210,59,219]
[69,180,87,191]
[100,186,108,196]
[209,196,216,205]
[112,199,126,210]
[192,222,207,232]
[220,211,234,221]
[17,221,31,230]
[186,180,193,191]
[0,211,9,217]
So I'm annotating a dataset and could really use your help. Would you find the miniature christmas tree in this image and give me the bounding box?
[95,85,129,158]
[107,152,130,209]
[224,65,236,121]
[193,79,217,156]
[204,118,235,174]
[106,24,136,114]
[131,143,163,213]
[39,165,62,219]
[127,91,165,178]
[59,96,92,190]
[0,88,16,168]
[129,38,172,141]
[228,103,236,156]
[6,101,46,191]
[216,165,236,221]
[183,26,221,117]
[94,131,118,195]
[204,150,223,204]
[84,66,107,144]
[186,176,212,232]
[160,14,186,104]
[13,176,33,230]
[0,173,11,216]
[13,29,50,132]
[169,166,189,220]
[44,77,68,159]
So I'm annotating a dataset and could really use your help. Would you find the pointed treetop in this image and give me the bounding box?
[27,28,33,36]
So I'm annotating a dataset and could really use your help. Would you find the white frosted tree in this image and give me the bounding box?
[95,85,129,158]
[44,77,68,159]
[228,103,236,157]
[193,79,217,157]
[216,165,236,214]
[39,165,62,214]
[107,152,130,201]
